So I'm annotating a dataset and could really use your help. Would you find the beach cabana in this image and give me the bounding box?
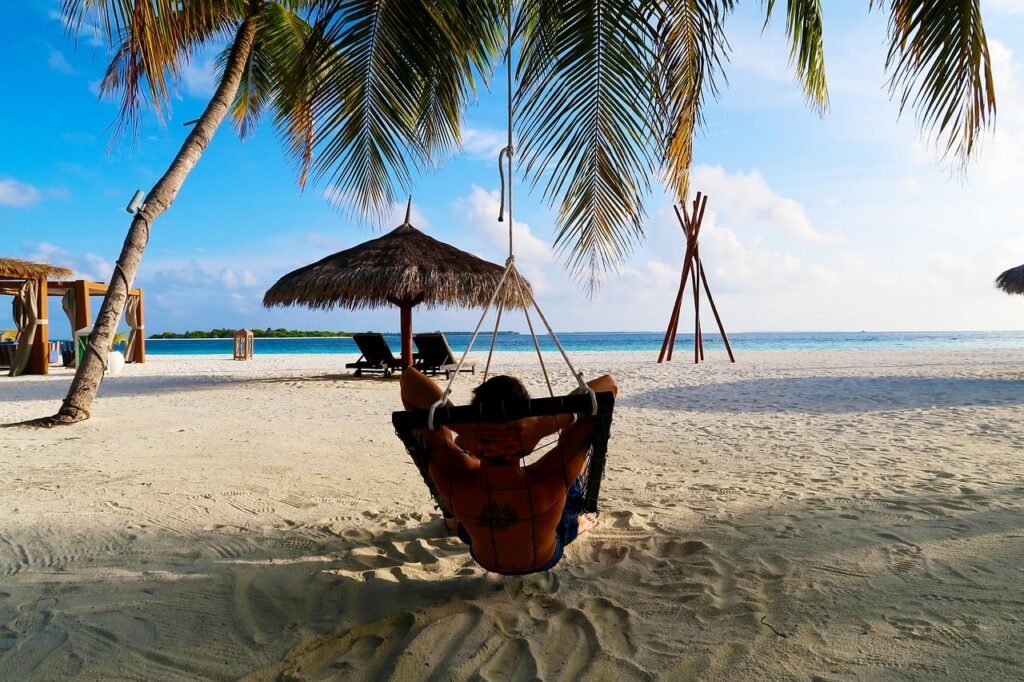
[0,257,147,376]
[996,264,1024,295]
[1,258,72,375]
[263,200,527,368]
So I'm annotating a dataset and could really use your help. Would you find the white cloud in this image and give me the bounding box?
[48,9,103,47]
[460,128,506,161]
[0,178,71,207]
[182,57,217,98]
[691,165,839,243]
[0,179,42,207]
[453,185,551,265]
[20,243,111,282]
[987,0,1024,16]
[220,268,258,290]
[320,189,431,230]
[47,47,74,74]
[83,254,113,282]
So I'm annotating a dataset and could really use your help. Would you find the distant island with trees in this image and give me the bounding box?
[149,328,354,339]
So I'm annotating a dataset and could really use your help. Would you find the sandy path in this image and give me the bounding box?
[0,349,1022,680]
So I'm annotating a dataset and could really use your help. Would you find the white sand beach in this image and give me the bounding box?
[1,349,1023,680]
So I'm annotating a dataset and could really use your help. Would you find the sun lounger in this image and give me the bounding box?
[413,332,476,379]
[346,333,405,377]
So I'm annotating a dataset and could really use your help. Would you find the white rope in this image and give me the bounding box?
[511,267,554,397]
[427,0,595,419]
[428,260,515,430]
[482,297,506,382]
[518,273,597,415]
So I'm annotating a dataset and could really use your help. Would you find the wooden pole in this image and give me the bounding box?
[664,280,685,362]
[400,302,413,368]
[74,280,90,330]
[29,278,49,375]
[659,201,692,360]
[699,261,735,362]
[658,239,693,363]
[691,256,701,364]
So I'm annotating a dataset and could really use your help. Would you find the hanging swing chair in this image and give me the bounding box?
[390,7,616,574]
[390,262,617,574]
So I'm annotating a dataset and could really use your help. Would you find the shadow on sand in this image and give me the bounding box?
[2,483,1022,680]
[626,375,1024,413]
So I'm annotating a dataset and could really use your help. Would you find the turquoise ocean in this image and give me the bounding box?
[146,331,1024,356]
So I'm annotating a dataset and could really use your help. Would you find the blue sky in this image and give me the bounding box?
[3,1,1024,339]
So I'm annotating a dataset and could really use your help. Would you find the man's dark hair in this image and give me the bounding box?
[470,375,530,409]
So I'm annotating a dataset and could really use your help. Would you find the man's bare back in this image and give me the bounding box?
[401,369,617,574]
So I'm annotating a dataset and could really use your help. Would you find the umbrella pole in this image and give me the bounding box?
[400,302,414,369]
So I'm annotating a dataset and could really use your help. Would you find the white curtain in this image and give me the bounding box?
[125,294,141,362]
[10,279,39,377]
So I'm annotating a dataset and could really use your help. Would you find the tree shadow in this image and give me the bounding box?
[0,371,409,418]
[626,375,1024,413]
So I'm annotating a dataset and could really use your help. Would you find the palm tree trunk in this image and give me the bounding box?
[45,16,260,425]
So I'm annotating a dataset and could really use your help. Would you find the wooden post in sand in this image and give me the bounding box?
[28,278,49,375]
[657,192,735,364]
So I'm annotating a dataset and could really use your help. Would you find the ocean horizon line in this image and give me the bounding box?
[142,330,1024,356]
[145,328,1024,338]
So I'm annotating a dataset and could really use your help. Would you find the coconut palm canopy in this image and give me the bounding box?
[264,214,528,312]
[0,258,73,281]
[996,265,1024,295]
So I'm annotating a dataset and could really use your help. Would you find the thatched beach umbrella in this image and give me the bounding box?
[0,257,73,281]
[996,264,1024,295]
[264,200,528,367]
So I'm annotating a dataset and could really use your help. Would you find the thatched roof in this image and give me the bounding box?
[0,257,74,280]
[264,221,529,311]
[996,264,1024,295]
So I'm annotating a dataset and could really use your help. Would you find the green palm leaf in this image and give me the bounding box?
[517,0,659,288]
[652,0,734,203]
[871,0,995,166]
[297,0,501,219]
[65,0,242,142]
[764,0,829,113]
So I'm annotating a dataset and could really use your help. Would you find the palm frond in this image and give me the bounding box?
[298,0,501,219]
[652,0,733,202]
[517,0,659,288]
[220,2,313,143]
[63,0,243,143]
[219,33,273,140]
[415,1,503,163]
[871,0,995,166]
[763,0,829,112]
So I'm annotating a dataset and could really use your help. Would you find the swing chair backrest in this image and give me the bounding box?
[392,390,615,514]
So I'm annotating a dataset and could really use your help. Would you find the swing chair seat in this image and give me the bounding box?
[392,390,615,516]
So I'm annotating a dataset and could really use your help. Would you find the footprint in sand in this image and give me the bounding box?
[582,596,636,657]
[878,533,927,578]
[478,637,538,681]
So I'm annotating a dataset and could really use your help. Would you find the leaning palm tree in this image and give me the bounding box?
[45,0,501,425]
[49,0,994,425]
[45,0,322,424]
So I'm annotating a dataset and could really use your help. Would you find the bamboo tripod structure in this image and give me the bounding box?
[657,192,736,364]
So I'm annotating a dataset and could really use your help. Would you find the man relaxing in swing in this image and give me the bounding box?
[401,367,618,574]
